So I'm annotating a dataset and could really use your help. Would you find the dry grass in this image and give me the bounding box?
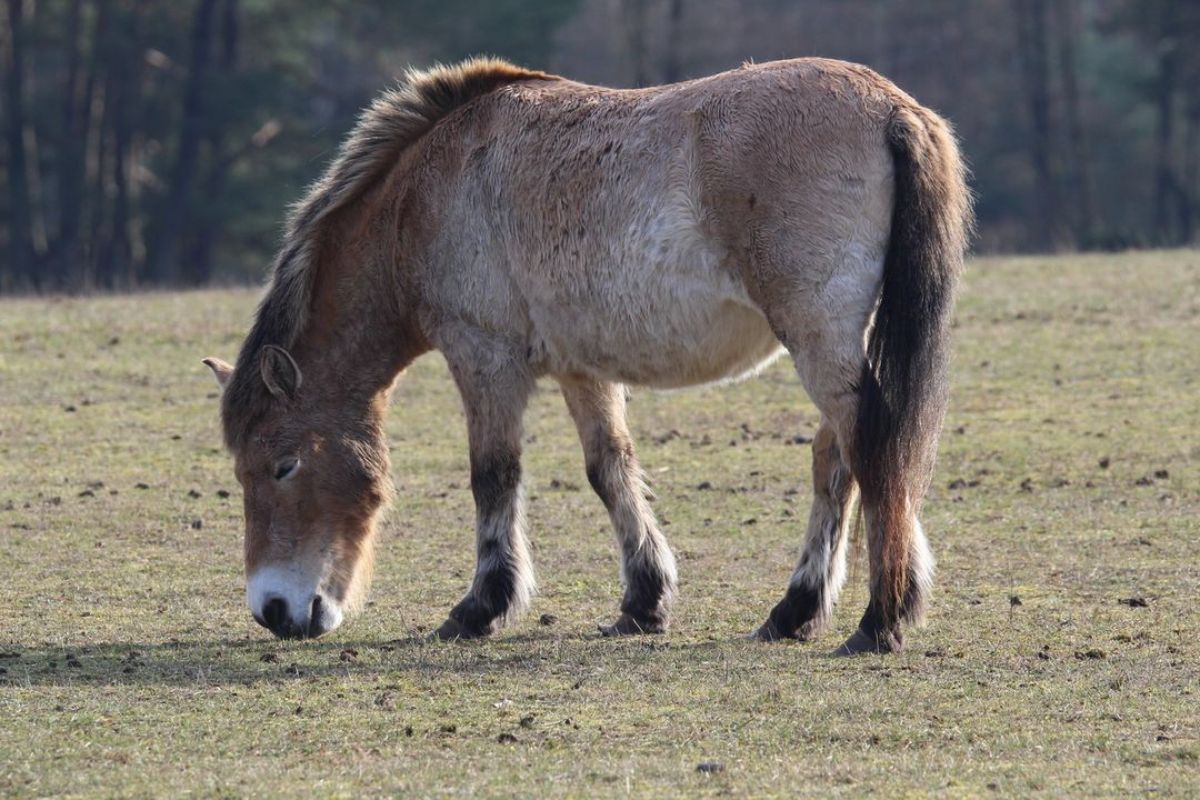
[1,250,1197,797]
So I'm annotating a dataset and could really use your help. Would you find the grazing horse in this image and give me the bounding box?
[204,57,971,654]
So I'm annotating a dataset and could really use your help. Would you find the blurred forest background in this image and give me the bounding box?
[1,0,1197,291]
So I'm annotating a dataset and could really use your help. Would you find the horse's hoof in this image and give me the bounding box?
[748,620,793,642]
[833,627,901,656]
[598,613,665,636]
[429,617,490,641]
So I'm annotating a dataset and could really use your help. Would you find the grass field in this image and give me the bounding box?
[1,251,1197,798]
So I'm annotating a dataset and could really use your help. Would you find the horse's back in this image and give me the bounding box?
[419,59,902,388]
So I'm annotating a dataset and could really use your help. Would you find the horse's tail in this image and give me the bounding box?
[853,104,972,630]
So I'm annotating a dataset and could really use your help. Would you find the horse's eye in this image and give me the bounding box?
[273,458,299,481]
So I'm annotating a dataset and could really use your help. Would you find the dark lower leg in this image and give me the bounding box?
[755,423,855,641]
[434,449,534,639]
[601,544,675,635]
[835,599,904,655]
[434,350,534,640]
[834,505,932,655]
[562,378,676,635]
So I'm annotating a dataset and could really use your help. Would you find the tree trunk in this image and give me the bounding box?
[1052,0,1096,247]
[621,0,650,88]
[188,0,239,285]
[1152,4,1180,245]
[20,0,48,266]
[3,0,35,288]
[1015,0,1063,250]
[87,72,113,291]
[108,13,143,289]
[53,0,86,288]
[662,0,684,84]
[1184,95,1199,244]
[148,0,218,284]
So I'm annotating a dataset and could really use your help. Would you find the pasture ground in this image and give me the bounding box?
[1,251,1197,798]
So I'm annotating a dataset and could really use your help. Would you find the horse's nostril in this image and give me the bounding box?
[263,597,288,631]
[307,595,324,638]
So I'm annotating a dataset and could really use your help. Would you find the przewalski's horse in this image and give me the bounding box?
[204,57,971,654]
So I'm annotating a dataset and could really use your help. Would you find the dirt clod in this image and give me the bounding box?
[652,429,681,445]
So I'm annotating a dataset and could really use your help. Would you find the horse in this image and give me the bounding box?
[203,56,971,654]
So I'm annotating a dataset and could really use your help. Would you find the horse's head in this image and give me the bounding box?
[204,347,390,639]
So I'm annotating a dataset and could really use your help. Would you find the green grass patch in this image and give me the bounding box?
[1,251,1197,797]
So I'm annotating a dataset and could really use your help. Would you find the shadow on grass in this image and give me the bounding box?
[0,629,760,689]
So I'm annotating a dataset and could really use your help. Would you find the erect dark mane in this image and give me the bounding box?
[220,57,555,450]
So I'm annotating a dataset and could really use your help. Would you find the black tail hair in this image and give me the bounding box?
[853,104,973,629]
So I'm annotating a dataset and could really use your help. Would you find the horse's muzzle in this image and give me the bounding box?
[254,594,337,639]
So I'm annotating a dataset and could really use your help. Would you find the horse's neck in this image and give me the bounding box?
[291,253,428,402]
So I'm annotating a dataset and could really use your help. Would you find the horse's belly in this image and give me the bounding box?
[520,178,785,387]
[530,285,785,388]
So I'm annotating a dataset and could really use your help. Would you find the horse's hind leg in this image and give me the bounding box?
[559,376,677,634]
[432,335,536,640]
[835,505,934,655]
[757,304,934,655]
[747,198,932,651]
[752,417,856,641]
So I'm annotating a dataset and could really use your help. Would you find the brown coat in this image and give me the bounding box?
[207,57,971,652]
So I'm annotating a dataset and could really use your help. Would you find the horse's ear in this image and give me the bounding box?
[259,345,302,400]
[202,357,234,389]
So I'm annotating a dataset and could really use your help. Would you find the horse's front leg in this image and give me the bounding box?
[432,337,536,640]
[559,376,677,634]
